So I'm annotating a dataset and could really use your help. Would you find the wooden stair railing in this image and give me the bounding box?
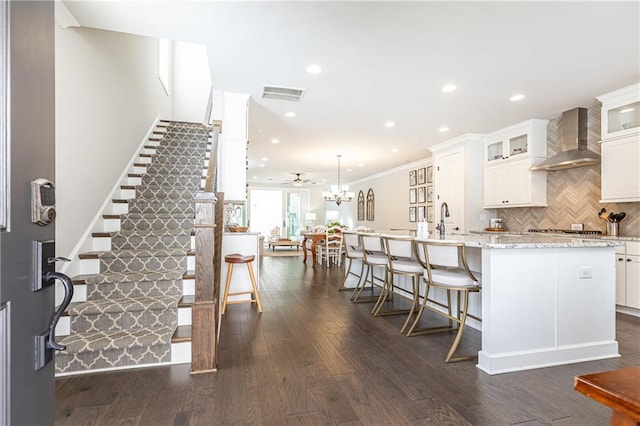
[191,125,222,374]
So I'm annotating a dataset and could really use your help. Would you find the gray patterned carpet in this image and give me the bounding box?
[56,121,210,374]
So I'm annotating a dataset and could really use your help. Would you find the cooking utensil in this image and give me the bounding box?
[602,212,610,222]
[617,212,626,222]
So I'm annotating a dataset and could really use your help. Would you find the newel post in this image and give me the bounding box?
[191,191,221,373]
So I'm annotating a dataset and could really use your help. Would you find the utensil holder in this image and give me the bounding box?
[606,222,619,237]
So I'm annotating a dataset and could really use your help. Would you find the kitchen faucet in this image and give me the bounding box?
[435,202,449,237]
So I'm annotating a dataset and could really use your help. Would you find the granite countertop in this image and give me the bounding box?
[415,233,624,249]
[470,230,640,243]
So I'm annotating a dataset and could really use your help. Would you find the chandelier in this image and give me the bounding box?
[322,154,354,205]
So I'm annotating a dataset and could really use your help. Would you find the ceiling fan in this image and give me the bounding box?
[282,173,312,187]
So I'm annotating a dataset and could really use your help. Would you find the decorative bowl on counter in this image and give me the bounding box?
[228,226,248,232]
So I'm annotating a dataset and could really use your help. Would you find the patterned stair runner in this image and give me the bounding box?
[56,121,210,374]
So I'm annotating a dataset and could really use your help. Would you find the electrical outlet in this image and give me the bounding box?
[579,267,593,279]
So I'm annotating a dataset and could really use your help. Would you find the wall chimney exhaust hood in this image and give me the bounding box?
[530,108,600,171]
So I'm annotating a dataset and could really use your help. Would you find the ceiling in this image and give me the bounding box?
[62,1,640,188]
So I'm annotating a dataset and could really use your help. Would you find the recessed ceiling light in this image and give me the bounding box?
[346,168,352,172]
[391,148,399,153]
[441,84,457,93]
[385,121,396,128]
[306,64,322,74]
[619,107,635,113]
[510,93,525,101]
[357,163,364,167]
[270,138,280,144]
[438,126,450,133]
[259,164,265,168]
[261,157,268,161]
[285,111,296,117]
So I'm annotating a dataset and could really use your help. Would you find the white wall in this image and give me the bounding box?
[331,158,432,233]
[171,41,211,123]
[55,26,172,258]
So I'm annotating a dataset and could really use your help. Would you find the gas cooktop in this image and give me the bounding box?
[528,228,602,235]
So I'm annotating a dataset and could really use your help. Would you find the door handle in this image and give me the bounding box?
[34,271,74,370]
[45,271,74,351]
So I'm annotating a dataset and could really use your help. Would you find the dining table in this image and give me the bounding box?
[301,232,326,268]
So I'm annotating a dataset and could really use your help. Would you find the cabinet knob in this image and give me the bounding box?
[618,258,624,261]
[627,258,632,262]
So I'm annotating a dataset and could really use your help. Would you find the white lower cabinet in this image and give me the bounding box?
[484,158,547,208]
[616,242,640,310]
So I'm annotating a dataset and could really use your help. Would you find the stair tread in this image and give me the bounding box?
[183,270,195,280]
[59,326,176,353]
[178,295,194,307]
[93,229,192,238]
[79,248,188,259]
[68,295,180,316]
[82,270,186,285]
[171,325,191,343]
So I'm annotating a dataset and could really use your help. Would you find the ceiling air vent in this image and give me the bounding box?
[261,85,305,102]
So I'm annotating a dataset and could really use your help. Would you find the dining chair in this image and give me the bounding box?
[409,239,481,362]
[318,231,343,267]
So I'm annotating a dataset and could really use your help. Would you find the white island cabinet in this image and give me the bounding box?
[477,236,620,374]
[350,232,622,375]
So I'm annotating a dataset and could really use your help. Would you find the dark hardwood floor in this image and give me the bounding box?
[56,256,640,425]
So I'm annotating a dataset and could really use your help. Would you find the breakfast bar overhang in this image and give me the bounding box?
[382,234,624,375]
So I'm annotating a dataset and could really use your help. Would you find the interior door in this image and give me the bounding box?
[0,2,57,424]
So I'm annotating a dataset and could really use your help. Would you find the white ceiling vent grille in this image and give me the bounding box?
[261,85,305,102]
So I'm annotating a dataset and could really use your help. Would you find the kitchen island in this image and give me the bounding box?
[365,232,623,374]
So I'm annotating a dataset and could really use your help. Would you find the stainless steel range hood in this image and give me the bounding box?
[530,107,600,171]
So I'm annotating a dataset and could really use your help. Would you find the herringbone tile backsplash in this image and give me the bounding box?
[498,105,640,236]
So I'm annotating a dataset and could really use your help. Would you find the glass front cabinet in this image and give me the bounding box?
[484,119,547,164]
[483,119,548,208]
[597,83,640,203]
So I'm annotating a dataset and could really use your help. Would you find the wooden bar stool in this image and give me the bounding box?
[222,254,262,314]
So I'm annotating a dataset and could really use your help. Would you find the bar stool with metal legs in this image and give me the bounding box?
[222,253,262,314]
[373,235,425,331]
[351,233,387,306]
[408,240,481,362]
[337,230,365,292]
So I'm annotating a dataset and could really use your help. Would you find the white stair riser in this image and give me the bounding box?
[119,188,136,199]
[183,279,194,296]
[110,203,128,215]
[93,237,111,252]
[178,307,191,326]
[56,316,70,337]
[171,342,191,364]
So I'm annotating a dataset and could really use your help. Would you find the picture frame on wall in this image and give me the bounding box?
[409,170,417,186]
[417,167,426,185]
[417,186,426,203]
[409,207,416,222]
[426,165,433,183]
[409,188,417,204]
[418,206,426,221]
[426,205,433,223]
[426,185,433,203]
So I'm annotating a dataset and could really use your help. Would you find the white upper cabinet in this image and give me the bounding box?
[596,83,640,141]
[483,119,548,208]
[597,83,640,203]
[484,119,547,164]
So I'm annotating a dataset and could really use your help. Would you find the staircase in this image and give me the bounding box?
[55,121,211,374]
